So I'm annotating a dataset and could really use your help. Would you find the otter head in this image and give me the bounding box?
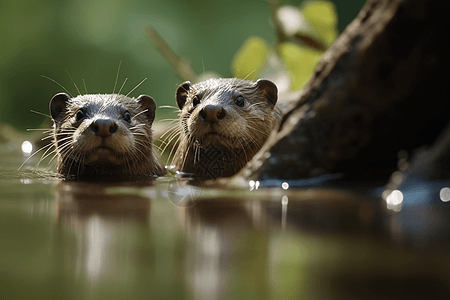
[175,78,278,149]
[49,93,162,177]
[173,78,280,178]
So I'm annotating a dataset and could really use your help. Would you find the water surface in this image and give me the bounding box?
[1,142,450,299]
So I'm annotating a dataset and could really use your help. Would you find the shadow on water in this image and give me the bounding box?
[1,143,450,299]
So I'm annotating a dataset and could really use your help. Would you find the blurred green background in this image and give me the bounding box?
[0,0,366,131]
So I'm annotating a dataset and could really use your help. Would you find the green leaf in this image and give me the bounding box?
[231,36,269,81]
[278,42,322,90]
[277,3,336,51]
[301,0,338,46]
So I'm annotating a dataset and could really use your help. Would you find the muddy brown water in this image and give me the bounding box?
[1,142,450,299]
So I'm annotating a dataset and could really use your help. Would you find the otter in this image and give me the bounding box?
[49,93,166,178]
[171,78,281,179]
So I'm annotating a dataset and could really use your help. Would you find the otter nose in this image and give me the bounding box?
[200,105,226,123]
[90,119,118,137]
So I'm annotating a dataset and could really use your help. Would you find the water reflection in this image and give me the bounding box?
[281,195,288,231]
[5,135,450,299]
[4,170,450,299]
[380,174,450,250]
[167,178,202,207]
[174,188,389,299]
[56,181,151,283]
[179,198,269,300]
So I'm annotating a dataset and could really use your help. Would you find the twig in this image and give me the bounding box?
[266,0,286,46]
[146,27,197,83]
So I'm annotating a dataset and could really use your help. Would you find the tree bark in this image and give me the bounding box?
[243,0,450,180]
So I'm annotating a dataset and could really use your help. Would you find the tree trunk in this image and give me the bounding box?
[243,0,450,180]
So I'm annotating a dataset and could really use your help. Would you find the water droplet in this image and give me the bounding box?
[21,141,33,156]
[386,190,403,205]
[255,181,260,190]
[440,187,450,202]
[249,180,255,191]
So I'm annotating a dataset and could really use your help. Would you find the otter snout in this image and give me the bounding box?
[90,119,118,137]
[199,105,226,123]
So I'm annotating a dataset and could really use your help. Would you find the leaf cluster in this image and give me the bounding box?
[232,0,339,92]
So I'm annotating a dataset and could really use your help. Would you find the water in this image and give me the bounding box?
[1,142,450,299]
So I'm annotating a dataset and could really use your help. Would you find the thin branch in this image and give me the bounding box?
[145,27,197,83]
[266,0,286,46]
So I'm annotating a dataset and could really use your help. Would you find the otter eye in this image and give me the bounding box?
[123,111,131,123]
[76,109,85,121]
[192,95,200,106]
[235,96,245,107]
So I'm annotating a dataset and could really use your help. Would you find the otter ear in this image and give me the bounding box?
[256,79,278,106]
[137,95,156,124]
[50,93,71,123]
[176,81,192,109]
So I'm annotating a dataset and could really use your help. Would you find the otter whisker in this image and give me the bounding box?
[160,125,181,148]
[83,79,88,95]
[112,61,122,94]
[53,136,75,147]
[27,128,52,131]
[201,58,206,77]
[159,105,179,110]
[160,125,181,145]
[131,143,148,159]
[125,78,147,97]
[30,111,51,119]
[129,123,148,131]
[165,131,182,164]
[160,129,181,151]
[178,140,191,170]
[37,151,58,171]
[152,143,163,153]
[62,148,77,174]
[166,140,180,165]
[129,130,148,137]
[35,142,57,166]
[117,78,128,95]
[46,149,61,165]
[131,109,149,121]
[18,142,54,171]
[41,75,73,97]
[66,70,81,96]
[41,134,59,141]
[159,126,180,142]
[158,118,179,125]
[75,152,85,179]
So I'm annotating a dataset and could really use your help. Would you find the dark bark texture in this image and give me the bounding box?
[245,0,450,180]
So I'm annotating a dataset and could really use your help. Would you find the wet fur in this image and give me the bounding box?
[170,78,281,179]
[50,93,166,178]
